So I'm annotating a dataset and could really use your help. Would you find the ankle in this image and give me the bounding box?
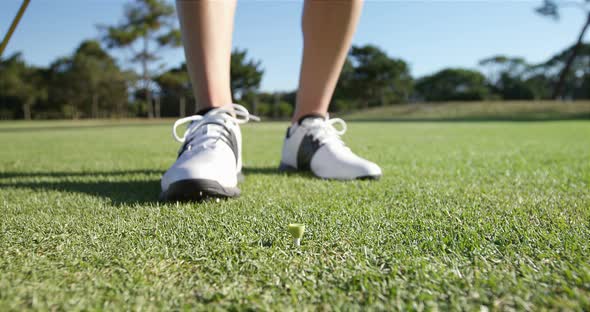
[195,107,217,116]
[292,112,326,125]
[195,104,235,116]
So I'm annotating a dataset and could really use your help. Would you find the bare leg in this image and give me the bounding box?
[293,0,363,123]
[176,0,236,111]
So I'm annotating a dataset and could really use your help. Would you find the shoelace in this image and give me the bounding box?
[306,115,348,146]
[172,103,260,144]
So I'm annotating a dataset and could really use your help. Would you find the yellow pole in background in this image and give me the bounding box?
[0,0,31,58]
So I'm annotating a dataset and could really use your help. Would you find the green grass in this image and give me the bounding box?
[1,119,589,310]
[344,100,590,121]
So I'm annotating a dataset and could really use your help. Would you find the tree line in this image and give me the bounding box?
[1,0,589,120]
[2,40,588,120]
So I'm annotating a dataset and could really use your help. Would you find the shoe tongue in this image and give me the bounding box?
[186,114,230,140]
[185,122,227,148]
[190,110,229,127]
[202,123,223,134]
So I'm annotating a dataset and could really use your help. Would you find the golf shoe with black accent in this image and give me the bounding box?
[278,115,382,180]
[160,104,259,201]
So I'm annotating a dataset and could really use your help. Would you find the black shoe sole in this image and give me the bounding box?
[160,179,241,202]
[278,162,381,180]
[278,162,298,172]
[356,174,381,180]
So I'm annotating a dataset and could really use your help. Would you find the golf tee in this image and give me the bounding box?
[293,238,301,247]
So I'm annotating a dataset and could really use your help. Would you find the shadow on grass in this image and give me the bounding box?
[242,166,315,178]
[0,169,162,179]
[0,169,162,205]
[0,122,169,133]
[0,167,310,205]
[242,166,280,175]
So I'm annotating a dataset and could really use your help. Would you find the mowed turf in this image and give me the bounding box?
[1,120,589,310]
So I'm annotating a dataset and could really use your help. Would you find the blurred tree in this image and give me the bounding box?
[242,91,295,118]
[100,0,181,117]
[154,63,192,117]
[536,0,590,99]
[347,45,413,107]
[0,53,46,119]
[538,42,590,99]
[276,101,293,118]
[155,48,264,116]
[479,56,537,99]
[479,56,529,84]
[332,58,355,111]
[580,73,590,98]
[230,48,264,115]
[415,68,489,102]
[523,73,553,99]
[230,48,264,101]
[496,74,537,100]
[47,40,130,118]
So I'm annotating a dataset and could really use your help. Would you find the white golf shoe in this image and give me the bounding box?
[279,115,382,180]
[160,104,259,201]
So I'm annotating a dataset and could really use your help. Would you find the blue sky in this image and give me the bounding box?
[1,0,588,92]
